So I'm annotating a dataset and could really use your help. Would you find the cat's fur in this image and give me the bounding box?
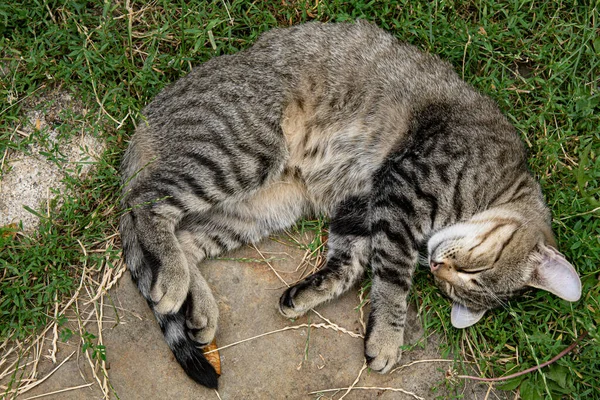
[119,21,581,388]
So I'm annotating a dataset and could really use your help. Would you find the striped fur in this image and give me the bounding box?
[119,21,581,386]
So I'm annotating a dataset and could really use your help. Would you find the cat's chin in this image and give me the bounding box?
[433,278,488,328]
[450,303,486,328]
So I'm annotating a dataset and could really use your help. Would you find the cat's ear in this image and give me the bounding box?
[451,303,486,328]
[527,244,581,302]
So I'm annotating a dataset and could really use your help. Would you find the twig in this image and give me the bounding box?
[85,258,111,304]
[0,84,47,116]
[49,293,59,364]
[463,330,484,376]
[96,288,110,397]
[3,352,76,396]
[85,253,125,305]
[559,206,600,220]
[311,309,363,339]
[357,289,366,335]
[0,125,17,180]
[309,386,425,400]
[22,383,93,400]
[483,384,493,400]
[0,356,37,381]
[30,332,43,384]
[338,360,367,400]
[75,240,109,398]
[76,301,103,394]
[295,248,310,272]
[457,331,588,382]
[205,322,362,354]
[462,32,472,80]
[391,358,455,374]
[252,244,289,287]
[221,0,234,25]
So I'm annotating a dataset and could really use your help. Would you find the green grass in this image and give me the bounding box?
[1,0,598,399]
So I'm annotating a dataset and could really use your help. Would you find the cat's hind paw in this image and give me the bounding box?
[185,268,219,345]
[186,309,218,345]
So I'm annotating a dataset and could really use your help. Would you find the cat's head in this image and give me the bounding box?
[427,208,581,329]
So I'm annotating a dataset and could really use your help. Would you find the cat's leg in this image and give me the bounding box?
[279,195,371,317]
[127,202,191,315]
[363,214,420,373]
[175,228,219,345]
[179,172,308,344]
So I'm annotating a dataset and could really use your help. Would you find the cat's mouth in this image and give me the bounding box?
[433,271,514,314]
[433,277,488,328]
[433,276,483,309]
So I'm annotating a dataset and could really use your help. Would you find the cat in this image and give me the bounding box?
[119,21,582,389]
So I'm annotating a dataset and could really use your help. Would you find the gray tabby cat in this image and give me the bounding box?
[119,21,581,388]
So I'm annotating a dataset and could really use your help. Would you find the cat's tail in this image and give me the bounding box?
[119,210,219,389]
[154,308,219,389]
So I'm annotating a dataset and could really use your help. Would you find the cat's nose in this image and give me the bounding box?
[430,261,443,272]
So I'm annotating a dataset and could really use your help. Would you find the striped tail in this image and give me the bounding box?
[155,309,219,388]
[119,211,219,389]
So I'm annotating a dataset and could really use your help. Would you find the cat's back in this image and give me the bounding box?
[253,21,466,99]
[125,21,522,208]
[145,21,470,123]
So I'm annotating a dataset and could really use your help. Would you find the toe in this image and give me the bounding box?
[279,287,297,312]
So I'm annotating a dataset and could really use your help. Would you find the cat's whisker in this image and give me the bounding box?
[417,254,430,266]
[476,281,509,310]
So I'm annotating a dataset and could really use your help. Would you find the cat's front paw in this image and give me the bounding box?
[150,265,190,314]
[279,286,308,318]
[278,272,334,318]
[364,327,404,373]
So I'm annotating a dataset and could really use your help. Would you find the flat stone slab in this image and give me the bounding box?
[19,236,500,399]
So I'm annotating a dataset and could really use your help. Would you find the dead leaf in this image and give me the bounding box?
[202,339,221,375]
[1,223,18,239]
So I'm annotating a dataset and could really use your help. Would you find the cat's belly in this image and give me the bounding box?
[281,97,399,212]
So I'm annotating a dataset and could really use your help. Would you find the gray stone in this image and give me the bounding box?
[18,238,503,399]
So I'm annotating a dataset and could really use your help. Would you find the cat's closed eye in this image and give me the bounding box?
[456,267,489,274]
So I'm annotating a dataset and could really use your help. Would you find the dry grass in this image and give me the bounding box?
[0,235,125,399]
